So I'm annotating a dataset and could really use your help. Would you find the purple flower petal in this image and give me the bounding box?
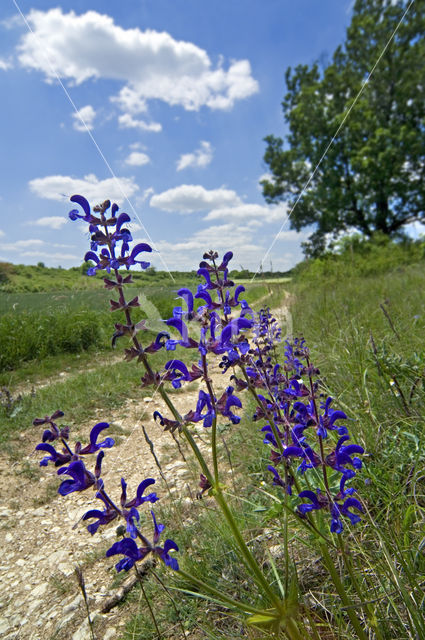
[70,195,90,218]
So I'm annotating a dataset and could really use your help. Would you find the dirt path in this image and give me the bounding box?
[0,298,290,640]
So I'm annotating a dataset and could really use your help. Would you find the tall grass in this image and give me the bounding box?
[0,279,269,373]
[285,249,425,639]
[0,309,105,371]
[118,242,425,638]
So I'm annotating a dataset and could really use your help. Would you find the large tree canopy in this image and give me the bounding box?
[262,0,425,256]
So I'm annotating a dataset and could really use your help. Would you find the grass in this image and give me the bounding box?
[283,253,425,638]
[0,347,171,446]
[5,239,425,638]
[0,271,270,375]
[49,573,74,597]
[0,261,200,293]
[115,243,425,638]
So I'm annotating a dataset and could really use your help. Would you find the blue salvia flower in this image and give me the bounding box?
[260,337,366,533]
[57,458,97,496]
[106,510,179,572]
[35,443,72,467]
[162,359,202,388]
[267,465,294,495]
[216,386,243,424]
[35,422,114,466]
[69,195,152,275]
[82,492,118,535]
[326,436,364,475]
[33,410,69,443]
[186,390,216,428]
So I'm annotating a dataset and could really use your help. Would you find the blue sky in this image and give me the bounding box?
[0,0,355,272]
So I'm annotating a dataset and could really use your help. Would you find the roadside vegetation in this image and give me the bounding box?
[108,235,425,639]
[2,235,424,638]
[0,263,271,377]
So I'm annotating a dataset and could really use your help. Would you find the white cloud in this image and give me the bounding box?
[125,151,150,166]
[1,239,76,250]
[150,184,241,213]
[0,239,45,250]
[152,221,265,270]
[205,202,289,224]
[118,113,162,133]
[72,105,96,131]
[20,251,79,260]
[128,222,142,233]
[0,237,80,263]
[258,173,275,191]
[111,86,148,114]
[29,216,68,230]
[177,141,213,171]
[133,187,155,209]
[0,58,12,71]
[0,230,4,238]
[17,9,258,114]
[29,173,139,205]
[129,142,145,150]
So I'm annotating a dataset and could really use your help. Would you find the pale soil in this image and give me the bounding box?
[0,298,290,640]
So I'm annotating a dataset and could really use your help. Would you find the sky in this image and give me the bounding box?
[0,0,357,272]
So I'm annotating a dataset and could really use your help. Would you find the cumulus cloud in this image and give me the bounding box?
[127,222,142,233]
[0,230,4,238]
[125,151,150,166]
[72,105,96,131]
[153,222,258,264]
[0,237,80,264]
[150,184,241,213]
[205,202,289,224]
[17,8,258,114]
[118,113,162,133]
[19,251,79,260]
[29,216,68,230]
[151,220,269,271]
[0,58,12,71]
[29,173,139,205]
[177,141,213,171]
[0,239,45,250]
[258,172,275,191]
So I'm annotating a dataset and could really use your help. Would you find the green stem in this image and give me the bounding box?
[211,413,219,483]
[284,618,305,640]
[240,364,284,456]
[177,568,266,615]
[320,544,369,640]
[157,385,214,485]
[178,569,303,640]
[283,486,290,598]
[337,536,383,640]
[201,353,219,483]
[213,488,282,610]
[306,359,331,498]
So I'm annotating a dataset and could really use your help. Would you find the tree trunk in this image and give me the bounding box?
[375,197,389,234]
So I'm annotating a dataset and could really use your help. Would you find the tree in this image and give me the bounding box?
[262,0,425,257]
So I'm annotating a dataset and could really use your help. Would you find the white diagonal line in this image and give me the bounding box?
[253,0,415,281]
[12,0,175,281]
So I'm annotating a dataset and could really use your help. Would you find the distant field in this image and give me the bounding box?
[0,278,278,373]
[0,286,170,316]
[0,256,286,374]
[0,280,270,316]
[236,277,291,285]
